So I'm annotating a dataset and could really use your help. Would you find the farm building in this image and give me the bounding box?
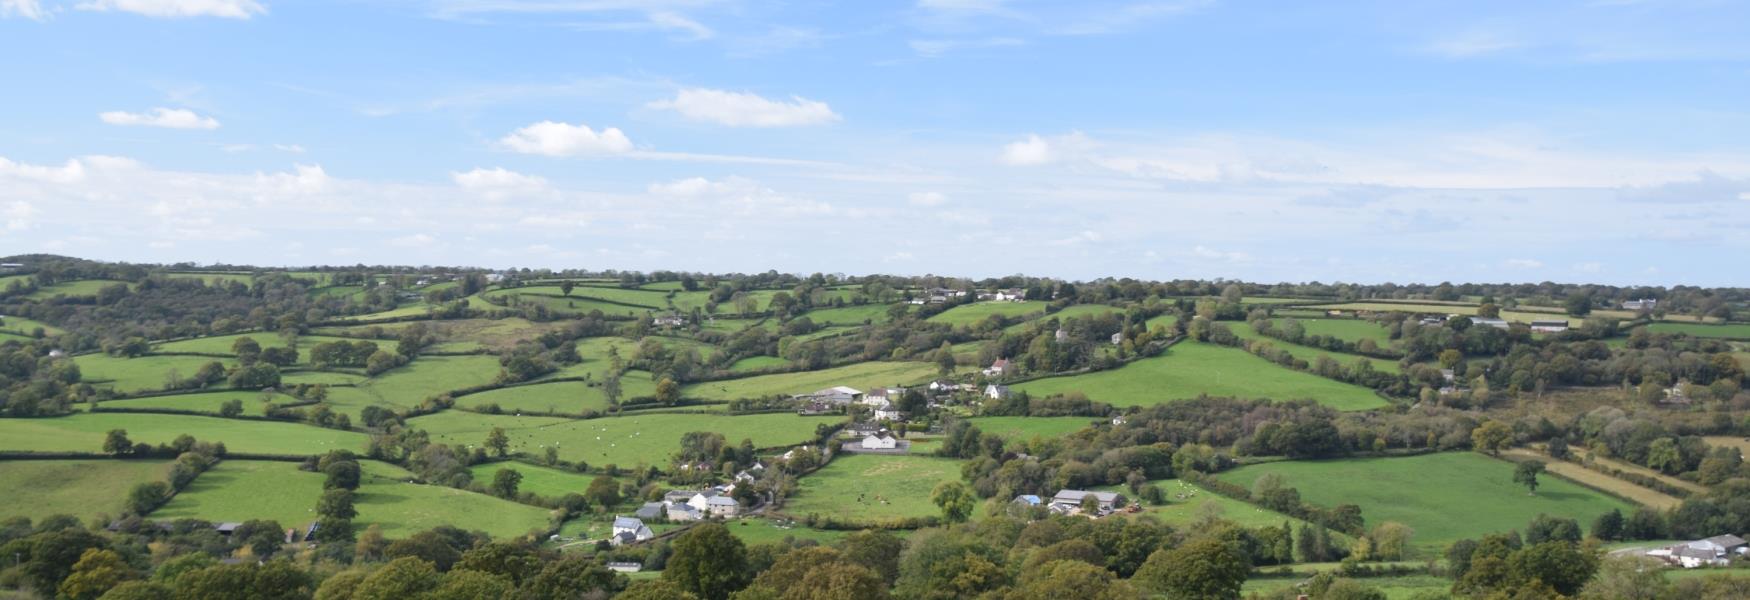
[994,288,1026,302]
[929,379,964,394]
[1530,320,1569,333]
[984,359,1011,377]
[666,503,702,522]
[606,562,643,573]
[687,492,740,518]
[985,384,1011,400]
[1012,494,1043,507]
[610,516,654,545]
[793,386,864,405]
[864,387,904,408]
[1049,490,1126,516]
[874,407,905,422]
[1468,316,1509,329]
[1648,535,1748,568]
[634,502,665,520]
[652,314,686,327]
[1623,298,1659,311]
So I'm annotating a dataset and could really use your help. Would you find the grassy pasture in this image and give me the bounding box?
[155,460,323,527]
[74,354,231,394]
[1307,303,1583,327]
[1501,450,1681,510]
[0,459,171,521]
[280,370,367,386]
[497,286,668,308]
[25,279,132,300]
[790,326,856,342]
[0,315,64,337]
[1275,318,1392,345]
[408,411,846,468]
[1015,342,1388,411]
[455,380,620,415]
[165,272,255,286]
[926,301,1048,326]
[498,294,649,318]
[784,454,966,523]
[1144,314,1178,331]
[350,354,503,406]
[684,361,943,400]
[1644,322,1750,339]
[98,390,291,416]
[966,416,1095,439]
[728,521,853,546]
[1243,574,1451,599]
[803,304,893,326]
[153,334,367,357]
[1046,304,1123,321]
[1231,322,1402,373]
[465,462,598,500]
[354,461,555,538]
[0,413,367,455]
[341,303,444,322]
[1214,452,1635,551]
[727,356,788,373]
[1100,480,1326,532]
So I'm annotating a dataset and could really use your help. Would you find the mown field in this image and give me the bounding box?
[357,461,555,538]
[152,333,369,357]
[1100,480,1325,532]
[0,413,368,455]
[464,461,603,501]
[407,411,846,467]
[727,521,853,547]
[1274,318,1393,345]
[802,304,893,326]
[326,354,503,415]
[0,315,64,337]
[1231,322,1402,373]
[1015,342,1388,411]
[926,301,1048,326]
[96,390,291,416]
[727,356,788,373]
[1214,452,1635,551]
[24,279,133,300]
[783,454,965,523]
[155,460,324,528]
[1644,322,1750,339]
[684,361,943,400]
[73,354,232,394]
[966,416,1096,439]
[0,459,171,521]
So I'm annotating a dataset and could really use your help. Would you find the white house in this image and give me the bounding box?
[861,431,898,450]
[794,386,863,405]
[666,503,702,522]
[606,562,643,573]
[928,379,962,394]
[1054,329,1069,342]
[985,384,1011,401]
[610,516,654,545]
[1468,317,1509,330]
[1111,332,1123,345]
[1649,535,1747,568]
[983,359,1011,377]
[864,387,905,407]
[653,314,686,327]
[688,493,740,518]
[874,407,905,422]
[995,288,1026,302]
[1623,299,1659,311]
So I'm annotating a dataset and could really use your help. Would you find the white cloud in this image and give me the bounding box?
[647,88,840,128]
[1050,230,1103,246]
[452,167,550,201]
[1,0,46,19]
[1000,132,1092,166]
[77,0,265,18]
[1423,30,1523,58]
[499,121,633,156]
[1739,192,1750,201]
[908,191,947,206]
[883,251,916,262]
[4,201,38,231]
[908,37,1023,57]
[1574,262,1603,274]
[1504,258,1544,269]
[0,157,87,183]
[274,144,305,154]
[1191,245,1251,263]
[99,107,221,129]
[647,176,713,196]
[254,164,330,196]
[647,176,832,216]
[388,233,437,248]
[566,10,714,40]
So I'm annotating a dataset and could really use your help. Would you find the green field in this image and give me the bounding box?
[0,413,368,455]
[165,272,256,286]
[0,459,171,521]
[1232,322,1402,373]
[685,361,943,400]
[0,315,64,337]
[407,411,846,468]
[74,354,232,394]
[1243,574,1451,599]
[783,454,966,524]
[1101,480,1326,532]
[727,356,789,373]
[455,380,622,415]
[153,333,367,357]
[1214,452,1635,551]
[1275,318,1392,345]
[966,416,1095,439]
[24,279,133,300]
[97,390,291,416]
[329,354,503,415]
[926,301,1048,326]
[464,462,600,501]
[1144,314,1179,331]
[280,370,368,386]
[355,461,555,538]
[728,521,854,546]
[802,304,894,327]
[1015,342,1389,411]
[1307,303,1582,327]
[1645,322,1750,339]
[155,460,324,528]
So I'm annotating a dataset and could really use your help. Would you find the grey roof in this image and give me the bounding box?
[1051,490,1120,504]
[1704,534,1747,547]
[706,496,738,506]
[1675,546,1719,560]
[612,516,644,530]
[635,502,665,519]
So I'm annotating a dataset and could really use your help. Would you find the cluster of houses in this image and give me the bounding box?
[906,287,1027,305]
[1644,534,1747,568]
[1012,489,1131,517]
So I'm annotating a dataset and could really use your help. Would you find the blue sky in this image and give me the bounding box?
[2,0,1748,285]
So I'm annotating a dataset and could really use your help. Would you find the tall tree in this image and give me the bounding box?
[663,523,749,600]
[1514,460,1545,495]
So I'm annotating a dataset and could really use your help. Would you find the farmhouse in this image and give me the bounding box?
[1011,494,1042,507]
[688,492,740,517]
[1652,535,1748,568]
[863,387,904,408]
[1530,320,1569,333]
[874,407,905,422]
[634,502,666,520]
[793,386,864,405]
[653,314,686,327]
[984,359,1011,377]
[610,516,654,545]
[666,503,702,522]
[1418,317,1445,326]
[1049,490,1126,516]
[1623,298,1659,311]
[995,288,1026,302]
[861,431,899,450]
[606,562,643,573]
[1111,332,1123,345]
[985,384,1011,400]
